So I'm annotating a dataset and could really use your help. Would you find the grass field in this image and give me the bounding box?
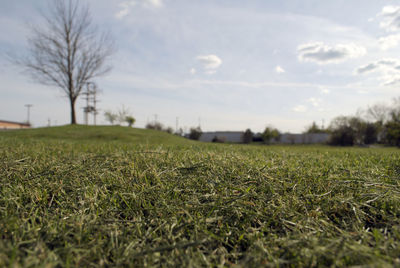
[1,125,400,267]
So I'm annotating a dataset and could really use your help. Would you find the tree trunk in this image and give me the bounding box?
[70,97,77,124]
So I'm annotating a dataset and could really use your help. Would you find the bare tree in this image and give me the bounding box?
[366,103,390,123]
[15,0,114,124]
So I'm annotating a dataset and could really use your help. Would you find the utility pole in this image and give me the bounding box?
[153,114,158,124]
[83,89,90,125]
[93,87,98,126]
[82,82,99,125]
[24,104,33,125]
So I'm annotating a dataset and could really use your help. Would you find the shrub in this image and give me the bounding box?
[262,127,280,144]
[189,127,202,140]
[242,129,253,144]
[125,116,136,127]
[146,122,164,131]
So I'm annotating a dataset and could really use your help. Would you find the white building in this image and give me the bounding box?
[279,133,330,144]
[199,131,244,143]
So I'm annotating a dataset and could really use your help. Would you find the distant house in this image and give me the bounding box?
[0,120,31,130]
[279,133,330,144]
[199,131,245,143]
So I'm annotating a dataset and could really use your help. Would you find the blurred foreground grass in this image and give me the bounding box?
[1,126,400,266]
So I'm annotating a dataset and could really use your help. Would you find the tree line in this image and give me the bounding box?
[241,97,400,147]
[325,98,400,146]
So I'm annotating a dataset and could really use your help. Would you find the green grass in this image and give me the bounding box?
[1,126,400,267]
[0,125,192,145]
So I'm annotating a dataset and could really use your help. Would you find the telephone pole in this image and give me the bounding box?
[93,88,98,126]
[82,82,99,125]
[24,104,33,125]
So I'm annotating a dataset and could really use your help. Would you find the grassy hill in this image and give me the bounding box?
[0,125,192,145]
[1,126,400,266]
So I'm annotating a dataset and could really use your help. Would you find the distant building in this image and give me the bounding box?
[0,120,31,130]
[199,131,245,143]
[198,131,330,144]
[279,133,330,144]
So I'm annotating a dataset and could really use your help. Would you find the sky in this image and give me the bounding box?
[1,0,400,133]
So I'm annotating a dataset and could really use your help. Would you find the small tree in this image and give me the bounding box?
[125,116,136,127]
[262,126,280,144]
[305,121,326,133]
[242,129,253,143]
[104,110,117,125]
[117,106,131,125]
[105,106,134,126]
[189,127,202,140]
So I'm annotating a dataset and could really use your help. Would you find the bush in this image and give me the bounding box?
[189,127,202,140]
[329,126,355,146]
[385,121,400,147]
[125,116,136,127]
[328,116,377,146]
[242,129,253,144]
[146,122,164,131]
[212,136,226,143]
[364,123,378,144]
[262,127,280,144]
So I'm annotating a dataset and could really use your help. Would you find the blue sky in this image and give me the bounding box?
[1,0,400,133]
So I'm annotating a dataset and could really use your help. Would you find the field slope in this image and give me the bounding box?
[1,126,400,267]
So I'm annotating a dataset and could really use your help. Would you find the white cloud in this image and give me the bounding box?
[307,97,322,107]
[190,68,196,75]
[275,66,285,74]
[379,34,400,50]
[196,55,222,74]
[297,42,366,64]
[116,0,163,19]
[381,75,400,86]
[356,58,400,74]
[196,55,222,70]
[379,6,400,32]
[320,88,330,94]
[292,105,307,113]
[357,63,379,74]
[116,2,135,19]
[356,58,400,86]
